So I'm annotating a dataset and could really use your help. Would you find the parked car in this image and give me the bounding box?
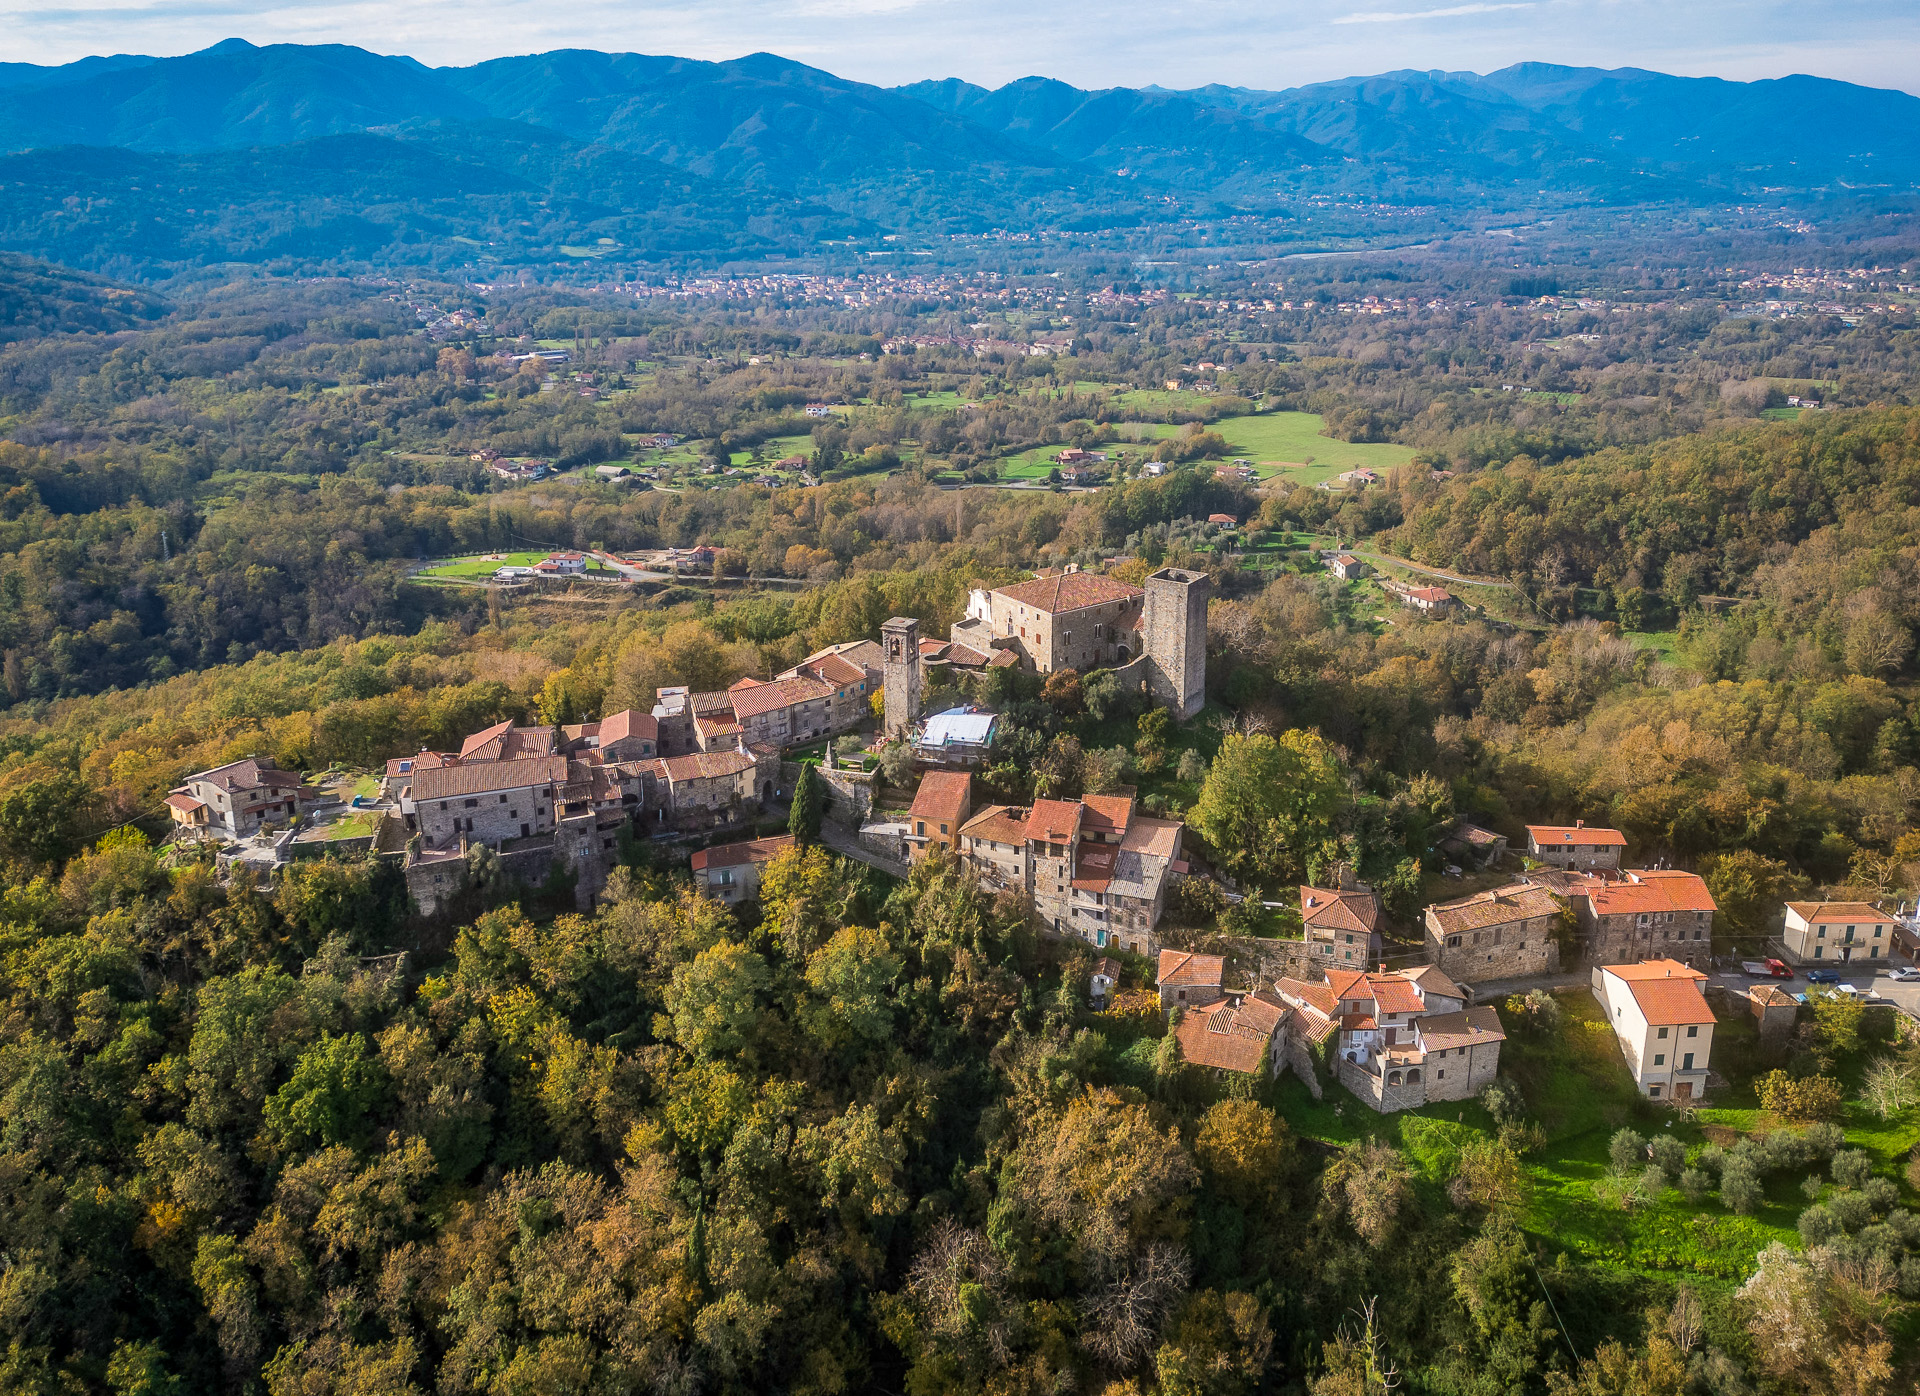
[1885,966,1920,982]
[1806,968,1841,984]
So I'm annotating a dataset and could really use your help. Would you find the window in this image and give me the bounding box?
[464,798,479,808]
[1686,1025,1698,1038]
[1815,946,1824,959]
[1649,1084,1662,1098]
[499,794,508,804]
[1654,1054,1665,1066]
[1658,1027,1669,1039]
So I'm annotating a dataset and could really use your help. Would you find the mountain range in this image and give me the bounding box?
[1,39,1917,272]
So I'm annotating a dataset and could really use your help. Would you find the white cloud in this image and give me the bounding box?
[1332,2,1533,24]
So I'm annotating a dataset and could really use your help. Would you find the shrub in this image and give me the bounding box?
[1720,1165,1763,1215]
[1647,1134,1686,1179]
[1798,1204,1839,1247]
[1801,1175,1826,1202]
[1831,1149,1873,1190]
[1480,1078,1525,1126]
[1640,1164,1671,1197]
[1756,1070,1844,1121]
[1608,1128,1647,1175]
[1677,1169,1710,1203]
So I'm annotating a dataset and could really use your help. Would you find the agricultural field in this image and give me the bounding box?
[1212,411,1417,483]
[730,433,815,467]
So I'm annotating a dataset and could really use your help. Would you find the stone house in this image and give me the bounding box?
[1424,883,1565,982]
[1782,900,1896,966]
[1569,869,1716,966]
[412,755,571,848]
[1274,965,1502,1113]
[1300,875,1381,967]
[1173,991,1288,1078]
[950,569,1146,675]
[906,771,973,862]
[959,793,1185,954]
[1156,950,1224,1010]
[692,835,793,904]
[1591,960,1715,1103]
[1439,821,1507,868]
[168,757,308,839]
[1525,821,1625,870]
[1329,553,1366,581]
[1747,983,1798,1040]
[562,709,659,761]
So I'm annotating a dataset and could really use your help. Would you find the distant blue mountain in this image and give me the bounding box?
[0,40,1914,270]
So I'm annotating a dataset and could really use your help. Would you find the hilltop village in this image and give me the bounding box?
[161,558,1917,1121]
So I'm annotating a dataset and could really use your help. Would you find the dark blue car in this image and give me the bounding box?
[1806,968,1841,984]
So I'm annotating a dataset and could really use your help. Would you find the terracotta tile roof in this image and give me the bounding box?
[1427,883,1564,934]
[1175,994,1282,1073]
[1120,817,1182,859]
[692,834,793,872]
[1404,964,1466,1002]
[191,758,301,792]
[960,804,1029,846]
[1408,585,1452,602]
[1301,886,1379,934]
[1080,793,1135,834]
[1276,976,1337,1017]
[943,644,992,667]
[1091,957,1122,980]
[1072,844,1117,891]
[413,755,569,801]
[1785,901,1891,924]
[1415,1005,1507,1051]
[1585,873,1716,917]
[800,653,867,687]
[1366,975,1426,1016]
[996,572,1144,615]
[1325,967,1369,1000]
[730,674,836,719]
[598,709,657,744]
[1604,959,1707,982]
[1750,985,1797,1008]
[1026,799,1084,843]
[1527,823,1627,847]
[1158,949,1223,989]
[909,771,972,824]
[164,793,206,813]
[660,751,756,782]
[987,649,1020,668]
[695,717,742,742]
[1624,977,1716,1027]
[459,719,515,756]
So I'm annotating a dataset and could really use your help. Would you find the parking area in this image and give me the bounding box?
[1710,963,1920,1019]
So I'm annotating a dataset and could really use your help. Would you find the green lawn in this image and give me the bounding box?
[1211,412,1416,484]
[417,550,615,579]
[1761,406,1805,421]
[730,434,815,468]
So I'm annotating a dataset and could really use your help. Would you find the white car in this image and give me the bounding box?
[1885,966,1920,983]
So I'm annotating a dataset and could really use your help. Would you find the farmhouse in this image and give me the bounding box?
[1156,950,1224,1010]
[1525,821,1625,869]
[167,757,309,839]
[1299,873,1381,966]
[1173,991,1289,1078]
[1274,965,1500,1113]
[1569,869,1716,967]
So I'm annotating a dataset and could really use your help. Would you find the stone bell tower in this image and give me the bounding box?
[881,616,923,739]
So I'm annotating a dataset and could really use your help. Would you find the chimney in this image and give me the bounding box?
[1575,819,1584,829]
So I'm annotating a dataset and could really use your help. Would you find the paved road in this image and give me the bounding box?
[1470,961,1920,1018]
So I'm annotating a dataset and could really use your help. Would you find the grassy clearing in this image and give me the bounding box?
[417,551,616,579]
[730,434,815,468]
[1212,412,1416,483]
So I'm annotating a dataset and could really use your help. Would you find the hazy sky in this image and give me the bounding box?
[5,0,1919,95]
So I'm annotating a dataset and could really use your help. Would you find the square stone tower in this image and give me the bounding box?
[1143,568,1210,720]
[880,616,923,738]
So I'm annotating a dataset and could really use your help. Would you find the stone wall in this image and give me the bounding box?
[1424,912,1562,983]
[418,781,554,848]
[1277,1029,1324,1100]
[1336,1059,1426,1114]
[1426,1038,1502,1102]
[816,765,875,823]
